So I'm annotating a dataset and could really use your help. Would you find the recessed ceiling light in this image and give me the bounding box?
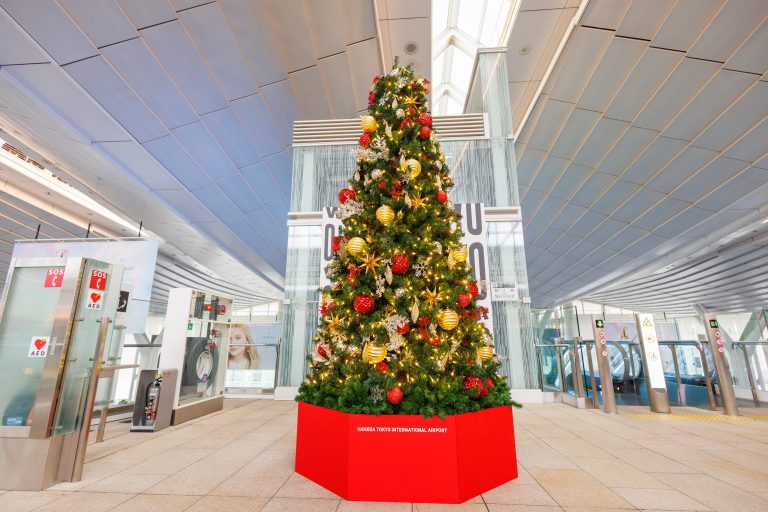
[519,45,530,55]
[404,41,418,55]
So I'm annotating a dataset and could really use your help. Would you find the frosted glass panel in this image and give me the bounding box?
[0,266,63,427]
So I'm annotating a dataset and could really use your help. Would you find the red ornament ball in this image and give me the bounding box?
[372,75,381,84]
[387,387,404,405]
[331,236,344,252]
[420,316,429,327]
[338,188,356,204]
[457,293,471,308]
[468,282,479,298]
[354,294,375,315]
[396,321,410,334]
[463,376,485,399]
[391,254,410,275]
[316,344,327,359]
[359,133,371,147]
[484,378,495,390]
[419,126,431,139]
[368,91,375,104]
[376,362,388,374]
[428,337,442,346]
[436,190,448,203]
[417,112,432,126]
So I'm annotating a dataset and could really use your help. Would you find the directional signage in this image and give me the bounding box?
[636,314,666,389]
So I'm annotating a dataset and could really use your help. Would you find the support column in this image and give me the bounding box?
[635,313,671,413]
[702,312,740,416]
[591,317,616,414]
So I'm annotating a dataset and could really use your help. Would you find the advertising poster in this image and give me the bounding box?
[226,322,281,389]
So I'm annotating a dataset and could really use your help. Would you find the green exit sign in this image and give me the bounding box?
[709,319,719,329]
[188,322,193,330]
[595,319,605,329]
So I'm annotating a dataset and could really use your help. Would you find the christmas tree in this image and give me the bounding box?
[296,63,518,417]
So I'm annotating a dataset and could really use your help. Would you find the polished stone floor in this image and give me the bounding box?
[1,400,767,512]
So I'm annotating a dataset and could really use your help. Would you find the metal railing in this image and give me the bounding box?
[732,341,768,406]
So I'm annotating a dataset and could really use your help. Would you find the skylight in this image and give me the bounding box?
[432,0,520,115]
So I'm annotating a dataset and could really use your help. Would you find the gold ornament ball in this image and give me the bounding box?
[362,343,386,364]
[400,158,421,179]
[438,309,459,330]
[478,346,494,362]
[452,246,468,263]
[360,116,378,133]
[347,237,367,257]
[439,152,446,162]
[376,205,395,226]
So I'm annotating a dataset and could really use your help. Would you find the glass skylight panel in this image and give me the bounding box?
[457,0,483,36]
[433,0,450,36]
[451,48,474,92]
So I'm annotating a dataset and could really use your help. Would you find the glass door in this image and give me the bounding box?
[0,265,65,429]
[52,260,120,437]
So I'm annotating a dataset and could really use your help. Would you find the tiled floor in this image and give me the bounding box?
[2,400,767,512]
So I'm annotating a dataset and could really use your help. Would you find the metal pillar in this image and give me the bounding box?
[635,313,671,413]
[591,317,617,414]
[701,311,740,416]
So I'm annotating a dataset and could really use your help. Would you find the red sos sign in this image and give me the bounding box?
[89,270,108,290]
[44,268,65,288]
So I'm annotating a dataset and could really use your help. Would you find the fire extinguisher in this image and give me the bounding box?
[143,374,162,426]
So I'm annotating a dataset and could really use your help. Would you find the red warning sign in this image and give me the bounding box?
[44,268,65,288]
[89,270,108,290]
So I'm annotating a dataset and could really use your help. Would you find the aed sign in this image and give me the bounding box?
[86,292,103,310]
[44,268,65,288]
[595,319,604,329]
[89,270,108,290]
[28,336,49,357]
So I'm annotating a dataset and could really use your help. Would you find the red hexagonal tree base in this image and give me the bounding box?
[295,402,518,503]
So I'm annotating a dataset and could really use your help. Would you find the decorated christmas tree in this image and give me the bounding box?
[296,63,519,417]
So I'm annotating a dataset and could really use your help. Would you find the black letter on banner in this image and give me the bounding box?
[323,224,336,262]
[468,242,487,300]
[465,203,483,235]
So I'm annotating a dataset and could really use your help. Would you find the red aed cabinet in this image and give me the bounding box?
[295,402,518,503]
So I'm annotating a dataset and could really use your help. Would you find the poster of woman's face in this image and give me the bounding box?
[225,323,280,389]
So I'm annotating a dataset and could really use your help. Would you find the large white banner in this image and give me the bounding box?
[320,203,493,334]
[12,239,159,333]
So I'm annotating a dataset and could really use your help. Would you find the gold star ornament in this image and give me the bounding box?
[422,286,441,307]
[325,312,345,331]
[362,252,382,274]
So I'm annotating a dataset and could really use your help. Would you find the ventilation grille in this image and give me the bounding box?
[292,113,487,145]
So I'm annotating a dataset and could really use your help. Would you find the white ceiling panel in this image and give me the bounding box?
[526,100,573,151]
[346,37,384,113]
[260,0,317,73]
[662,69,757,142]
[263,151,293,200]
[180,3,259,101]
[318,53,358,118]
[634,58,719,131]
[230,94,285,158]
[288,66,332,120]
[302,0,347,59]
[550,108,602,160]
[646,146,718,194]
[117,0,176,30]
[171,122,238,180]
[725,21,768,75]
[632,197,691,231]
[687,0,768,63]
[549,27,613,104]
[549,163,591,200]
[569,173,614,208]
[724,117,768,163]
[94,141,181,191]
[259,80,302,146]
[240,162,279,208]
[595,126,657,175]
[63,56,167,142]
[693,80,768,152]
[143,135,212,191]
[576,36,646,112]
[342,0,378,43]
[615,0,674,40]
[506,9,564,79]
[200,108,262,169]
[3,63,129,142]
[590,179,640,215]
[140,21,228,115]
[59,0,137,48]
[669,156,750,203]
[580,0,630,31]
[0,0,97,65]
[0,10,49,65]
[218,0,286,86]
[101,38,198,129]
[612,188,666,223]
[651,0,723,52]
[572,117,628,168]
[604,47,682,122]
[530,156,569,193]
[621,136,687,184]
[215,174,262,215]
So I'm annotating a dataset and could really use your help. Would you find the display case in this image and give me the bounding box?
[159,288,233,423]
